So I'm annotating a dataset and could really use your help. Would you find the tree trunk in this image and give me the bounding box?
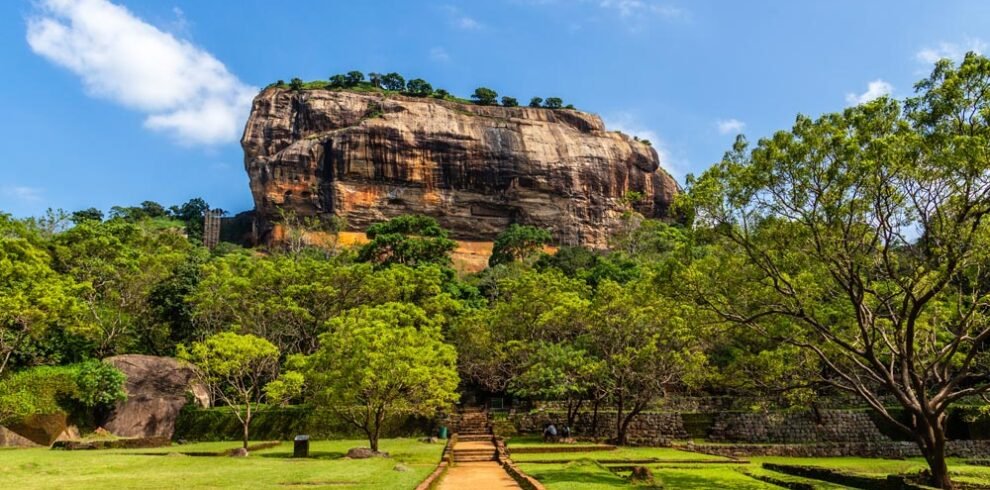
[617,406,642,447]
[242,409,251,449]
[370,409,385,453]
[615,394,626,445]
[566,399,583,429]
[916,414,953,489]
[591,398,602,438]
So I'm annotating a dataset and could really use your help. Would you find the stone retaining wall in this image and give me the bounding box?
[680,440,990,459]
[709,409,888,444]
[511,411,688,445]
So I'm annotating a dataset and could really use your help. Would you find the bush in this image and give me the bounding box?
[173,405,437,441]
[472,87,498,105]
[0,361,125,426]
[544,97,563,109]
[289,78,304,91]
[528,97,543,108]
[501,96,519,107]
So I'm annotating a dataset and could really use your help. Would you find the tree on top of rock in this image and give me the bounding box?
[358,215,456,267]
[544,97,563,109]
[380,72,406,91]
[405,78,433,97]
[471,87,498,105]
[528,97,543,108]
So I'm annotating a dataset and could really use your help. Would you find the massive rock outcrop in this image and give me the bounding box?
[243,88,679,248]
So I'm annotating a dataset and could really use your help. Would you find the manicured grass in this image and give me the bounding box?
[507,439,990,488]
[0,438,443,489]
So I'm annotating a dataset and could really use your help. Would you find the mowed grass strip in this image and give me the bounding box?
[0,438,444,490]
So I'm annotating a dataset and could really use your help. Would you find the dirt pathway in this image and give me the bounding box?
[437,438,521,490]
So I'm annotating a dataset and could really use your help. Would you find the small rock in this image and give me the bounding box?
[230,448,249,457]
[346,447,388,459]
[393,463,411,472]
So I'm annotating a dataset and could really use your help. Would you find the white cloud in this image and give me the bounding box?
[26,0,257,146]
[604,112,685,182]
[598,0,686,20]
[443,6,483,30]
[430,46,451,63]
[716,118,745,135]
[916,38,987,64]
[1,186,43,202]
[845,79,893,105]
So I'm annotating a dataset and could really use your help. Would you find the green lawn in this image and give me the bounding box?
[507,439,990,489]
[0,438,443,489]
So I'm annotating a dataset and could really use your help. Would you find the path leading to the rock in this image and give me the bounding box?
[437,438,521,490]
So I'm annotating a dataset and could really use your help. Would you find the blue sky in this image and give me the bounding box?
[1,0,988,217]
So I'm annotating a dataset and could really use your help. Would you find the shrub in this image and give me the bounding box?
[289,78,304,91]
[472,87,498,105]
[544,97,563,109]
[501,96,519,107]
[528,97,544,108]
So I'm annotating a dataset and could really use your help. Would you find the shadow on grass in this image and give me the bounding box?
[258,451,347,461]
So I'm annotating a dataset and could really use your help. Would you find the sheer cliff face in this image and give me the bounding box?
[242,87,679,248]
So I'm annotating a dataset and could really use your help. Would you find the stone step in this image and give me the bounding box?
[454,455,497,462]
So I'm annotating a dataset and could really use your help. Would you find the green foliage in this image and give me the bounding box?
[262,371,304,406]
[358,215,456,267]
[501,96,519,107]
[380,72,405,91]
[489,224,552,267]
[528,97,543,108]
[306,302,459,451]
[405,78,432,97]
[178,332,281,448]
[544,97,563,109]
[0,361,125,426]
[471,87,498,105]
[0,214,85,377]
[289,77,303,91]
[432,88,450,99]
[345,70,365,86]
[70,208,103,224]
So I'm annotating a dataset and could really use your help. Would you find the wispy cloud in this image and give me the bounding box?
[1,186,43,202]
[916,38,987,64]
[430,46,451,63]
[443,5,483,30]
[845,79,893,105]
[604,112,686,182]
[715,118,745,135]
[26,0,257,146]
[598,1,687,20]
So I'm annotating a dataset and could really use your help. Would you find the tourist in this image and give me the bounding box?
[543,423,558,442]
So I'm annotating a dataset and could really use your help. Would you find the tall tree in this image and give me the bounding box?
[682,53,990,489]
[178,332,280,449]
[306,303,459,453]
[381,72,406,91]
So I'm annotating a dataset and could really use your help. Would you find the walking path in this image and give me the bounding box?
[437,436,521,489]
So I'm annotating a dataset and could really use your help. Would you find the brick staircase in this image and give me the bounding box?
[452,408,496,462]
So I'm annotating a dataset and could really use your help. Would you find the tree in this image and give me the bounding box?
[51,219,193,357]
[544,97,563,109]
[681,53,990,489]
[306,303,459,453]
[0,214,84,377]
[289,78,304,91]
[501,96,519,107]
[471,87,498,106]
[528,97,543,108]
[169,197,210,241]
[368,72,382,88]
[71,208,104,224]
[358,215,456,267]
[381,72,406,91]
[508,342,603,429]
[178,332,280,449]
[489,224,552,267]
[345,70,365,86]
[405,78,433,97]
[328,74,348,88]
[588,278,705,444]
[433,89,450,99]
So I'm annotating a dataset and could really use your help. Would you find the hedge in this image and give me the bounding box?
[172,404,438,442]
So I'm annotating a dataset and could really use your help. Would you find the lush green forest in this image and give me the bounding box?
[3,52,990,489]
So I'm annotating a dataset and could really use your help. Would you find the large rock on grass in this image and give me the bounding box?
[102,355,210,438]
